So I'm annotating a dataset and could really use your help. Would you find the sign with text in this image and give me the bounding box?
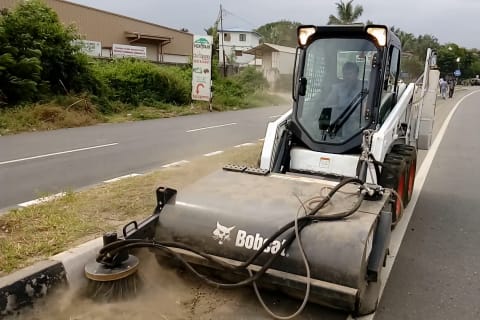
[112,44,147,58]
[73,40,101,57]
[191,35,212,101]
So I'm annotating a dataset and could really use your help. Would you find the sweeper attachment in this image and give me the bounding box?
[85,24,439,317]
[86,164,392,316]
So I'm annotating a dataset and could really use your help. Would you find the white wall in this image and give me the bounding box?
[219,31,260,65]
[162,54,190,64]
[278,52,295,75]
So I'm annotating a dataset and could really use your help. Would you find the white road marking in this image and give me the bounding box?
[234,142,255,148]
[161,160,190,168]
[203,151,224,157]
[0,143,119,166]
[351,90,480,320]
[18,192,66,207]
[186,122,237,133]
[103,174,142,183]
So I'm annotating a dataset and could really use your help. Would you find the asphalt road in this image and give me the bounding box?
[373,88,480,320]
[0,104,290,211]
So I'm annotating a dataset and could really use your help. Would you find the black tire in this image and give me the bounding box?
[391,145,417,204]
[378,155,407,223]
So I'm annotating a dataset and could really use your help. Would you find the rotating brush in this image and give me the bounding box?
[84,232,142,301]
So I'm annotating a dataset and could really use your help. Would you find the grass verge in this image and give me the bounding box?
[0,92,289,135]
[0,143,262,274]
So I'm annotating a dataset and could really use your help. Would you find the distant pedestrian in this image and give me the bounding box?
[448,78,456,98]
[439,78,448,99]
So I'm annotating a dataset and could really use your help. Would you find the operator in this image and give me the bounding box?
[320,61,365,137]
[325,61,363,109]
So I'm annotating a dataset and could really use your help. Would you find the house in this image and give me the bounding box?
[245,43,296,88]
[0,0,193,63]
[218,28,261,65]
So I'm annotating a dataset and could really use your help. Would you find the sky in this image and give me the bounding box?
[67,0,478,49]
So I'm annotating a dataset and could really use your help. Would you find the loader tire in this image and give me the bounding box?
[391,145,417,204]
[378,155,407,223]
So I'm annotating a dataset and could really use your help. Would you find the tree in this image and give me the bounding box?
[0,10,42,104]
[327,0,363,25]
[390,26,415,52]
[255,20,301,47]
[205,26,219,60]
[0,0,95,105]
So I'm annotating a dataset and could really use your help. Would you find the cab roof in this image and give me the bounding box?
[300,24,401,49]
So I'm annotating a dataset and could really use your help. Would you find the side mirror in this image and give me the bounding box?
[318,107,332,131]
[298,77,307,96]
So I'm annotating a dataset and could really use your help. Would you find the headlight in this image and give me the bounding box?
[366,27,387,46]
[298,26,316,46]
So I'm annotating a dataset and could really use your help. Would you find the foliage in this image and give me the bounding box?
[327,0,364,25]
[390,26,442,80]
[92,59,191,109]
[0,98,103,135]
[0,0,96,106]
[391,25,480,80]
[205,26,219,60]
[255,20,301,47]
[214,66,269,107]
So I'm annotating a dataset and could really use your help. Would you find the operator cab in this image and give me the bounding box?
[291,25,401,154]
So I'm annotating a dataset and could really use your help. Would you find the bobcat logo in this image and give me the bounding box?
[212,221,236,245]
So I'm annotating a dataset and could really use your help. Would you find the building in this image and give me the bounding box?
[245,43,296,87]
[218,28,261,65]
[0,0,193,63]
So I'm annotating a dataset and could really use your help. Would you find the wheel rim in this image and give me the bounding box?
[408,161,416,197]
[396,172,405,218]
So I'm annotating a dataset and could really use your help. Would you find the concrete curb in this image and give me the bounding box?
[0,238,103,317]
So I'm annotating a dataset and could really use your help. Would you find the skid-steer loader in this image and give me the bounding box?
[86,24,439,317]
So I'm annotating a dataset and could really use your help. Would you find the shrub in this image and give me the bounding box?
[0,0,96,106]
[213,67,268,106]
[92,59,190,107]
[233,66,268,93]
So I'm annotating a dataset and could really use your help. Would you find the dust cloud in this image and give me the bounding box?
[11,250,254,320]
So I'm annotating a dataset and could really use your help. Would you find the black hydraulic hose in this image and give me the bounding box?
[368,153,381,180]
[96,177,366,289]
[234,177,363,268]
[307,177,363,215]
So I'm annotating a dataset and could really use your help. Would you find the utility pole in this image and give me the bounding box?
[219,4,226,77]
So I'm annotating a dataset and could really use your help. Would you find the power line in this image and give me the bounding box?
[221,6,257,30]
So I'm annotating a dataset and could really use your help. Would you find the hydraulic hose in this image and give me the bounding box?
[96,177,366,289]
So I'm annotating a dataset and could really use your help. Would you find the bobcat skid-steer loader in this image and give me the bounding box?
[86,24,439,317]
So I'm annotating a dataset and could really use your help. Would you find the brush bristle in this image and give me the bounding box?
[85,272,143,302]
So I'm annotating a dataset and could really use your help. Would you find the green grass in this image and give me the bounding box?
[0,92,288,135]
[0,143,262,273]
[0,98,104,135]
[0,192,99,273]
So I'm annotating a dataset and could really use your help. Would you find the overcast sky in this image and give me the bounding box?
[67,0,478,49]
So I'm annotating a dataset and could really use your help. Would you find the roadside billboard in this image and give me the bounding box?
[112,44,147,58]
[192,35,213,102]
[72,40,101,57]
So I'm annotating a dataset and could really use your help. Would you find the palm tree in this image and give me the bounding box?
[390,27,415,52]
[327,0,364,25]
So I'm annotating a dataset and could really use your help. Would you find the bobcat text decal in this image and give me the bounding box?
[213,222,287,256]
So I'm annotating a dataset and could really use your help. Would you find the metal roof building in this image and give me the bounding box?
[0,0,193,63]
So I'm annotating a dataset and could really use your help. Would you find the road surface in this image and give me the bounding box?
[0,105,290,211]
